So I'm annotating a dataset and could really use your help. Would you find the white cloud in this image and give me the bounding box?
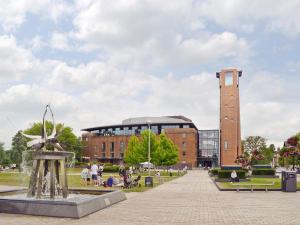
[241,71,300,146]
[0,35,35,81]
[72,0,250,68]
[198,0,300,36]
[51,32,70,50]
[0,0,73,32]
[0,53,299,149]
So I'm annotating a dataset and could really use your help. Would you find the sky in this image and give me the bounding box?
[0,0,299,149]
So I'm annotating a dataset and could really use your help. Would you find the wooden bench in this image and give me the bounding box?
[231,182,275,192]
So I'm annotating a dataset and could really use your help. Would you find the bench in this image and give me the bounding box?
[231,182,275,192]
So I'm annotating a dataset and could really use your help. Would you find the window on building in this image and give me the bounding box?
[110,142,114,152]
[182,141,186,148]
[225,72,233,86]
[183,125,190,128]
[101,152,105,158]
[120,141,125,158]
[224,141,229,150]
[101,142,106,152]
[141,126,148,132]
[182,151,186,156]
[110,153,114,158]
[151,126,158,134]
[115,127,121,135]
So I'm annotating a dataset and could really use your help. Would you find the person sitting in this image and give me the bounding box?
[230,170,239,182]
[107,176,114,187]
[115,176,124,187]
[113,175,120,185]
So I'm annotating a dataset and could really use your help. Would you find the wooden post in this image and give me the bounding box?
[36,160,44,199]
[27,159,40,198]
[50,160,55,199]
[60,159,68,198]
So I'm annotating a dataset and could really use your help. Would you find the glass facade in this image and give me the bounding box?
[198,130,219,167]
[93,124,192,137]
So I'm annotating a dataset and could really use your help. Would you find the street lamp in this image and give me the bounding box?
[144,120,154,187]
[147,120,151,176]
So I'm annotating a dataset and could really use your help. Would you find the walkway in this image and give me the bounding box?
[1,170,300,225]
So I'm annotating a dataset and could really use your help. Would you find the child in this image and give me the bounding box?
[81,166,90,185]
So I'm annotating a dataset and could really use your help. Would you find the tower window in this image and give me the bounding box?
[224,141,229,150]
[225,72,233,86]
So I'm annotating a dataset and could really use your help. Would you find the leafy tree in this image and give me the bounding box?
[260,144,275,164]
[10,130,28,167]
[243,136,267,153]
[124,131,179,167]
[124,136,142,166]
[152,132,179,166]
[0,143,12,167]
[139,130,159,163]
[278,133,300,169]
[0,142,5,165]
[23,122,83,159]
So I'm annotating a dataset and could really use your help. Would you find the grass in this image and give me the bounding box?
[0,170,184,192]
[217,177,300,189]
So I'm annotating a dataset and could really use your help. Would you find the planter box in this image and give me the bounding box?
[250,175,279,178]
[215,178,250,182]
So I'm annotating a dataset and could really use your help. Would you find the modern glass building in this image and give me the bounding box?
[198,130,219,168]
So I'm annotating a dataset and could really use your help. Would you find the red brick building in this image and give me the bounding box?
[82,116,198,167]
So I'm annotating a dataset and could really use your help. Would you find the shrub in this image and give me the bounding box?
[252,169,275,176]
[104,163,113,167]
[218,170,246,179]
[209,168,220,176]
[103,165,120,173]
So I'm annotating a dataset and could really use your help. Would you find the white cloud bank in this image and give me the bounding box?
[0,1,299,149]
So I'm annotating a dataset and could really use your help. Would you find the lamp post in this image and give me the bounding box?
[144,120,153,187]
[147,121,151,176]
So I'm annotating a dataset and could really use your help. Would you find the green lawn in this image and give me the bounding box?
[217,177,300,190]
[0,170,184,192]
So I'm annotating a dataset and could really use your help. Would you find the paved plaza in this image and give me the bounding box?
[1,170,300,225]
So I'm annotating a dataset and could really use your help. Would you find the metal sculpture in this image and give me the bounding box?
[23,105,72,199]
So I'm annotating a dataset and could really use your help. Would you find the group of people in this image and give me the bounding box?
[81,163,131,188]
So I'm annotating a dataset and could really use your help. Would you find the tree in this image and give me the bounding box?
[124,130,179,167]
[23,122,83,159]
[139,130,159,163]
[10,131,28,167]
[0,142,5,165]
[243,136,267,153]
[124,136,142,166]
[0,143,12,167]
[260,144,275,164]
[152,133,179,166]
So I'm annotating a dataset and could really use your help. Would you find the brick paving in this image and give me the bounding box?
[1,170,300,225]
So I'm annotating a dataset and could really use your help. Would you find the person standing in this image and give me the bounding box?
[91,163,99,186]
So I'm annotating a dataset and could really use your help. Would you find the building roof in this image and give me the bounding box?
[81,115,196,132]
[122,116,192,125]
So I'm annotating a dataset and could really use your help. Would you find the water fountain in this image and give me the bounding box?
[0,105,126,218]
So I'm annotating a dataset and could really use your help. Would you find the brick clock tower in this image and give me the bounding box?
[216,68,243,167]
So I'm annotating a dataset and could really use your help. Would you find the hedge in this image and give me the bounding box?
[252,169,275,176]
[103,165,120,173]
[218,170,246,179]
[209,168,220,176]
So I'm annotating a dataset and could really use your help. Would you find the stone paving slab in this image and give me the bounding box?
[1,170,300,225]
